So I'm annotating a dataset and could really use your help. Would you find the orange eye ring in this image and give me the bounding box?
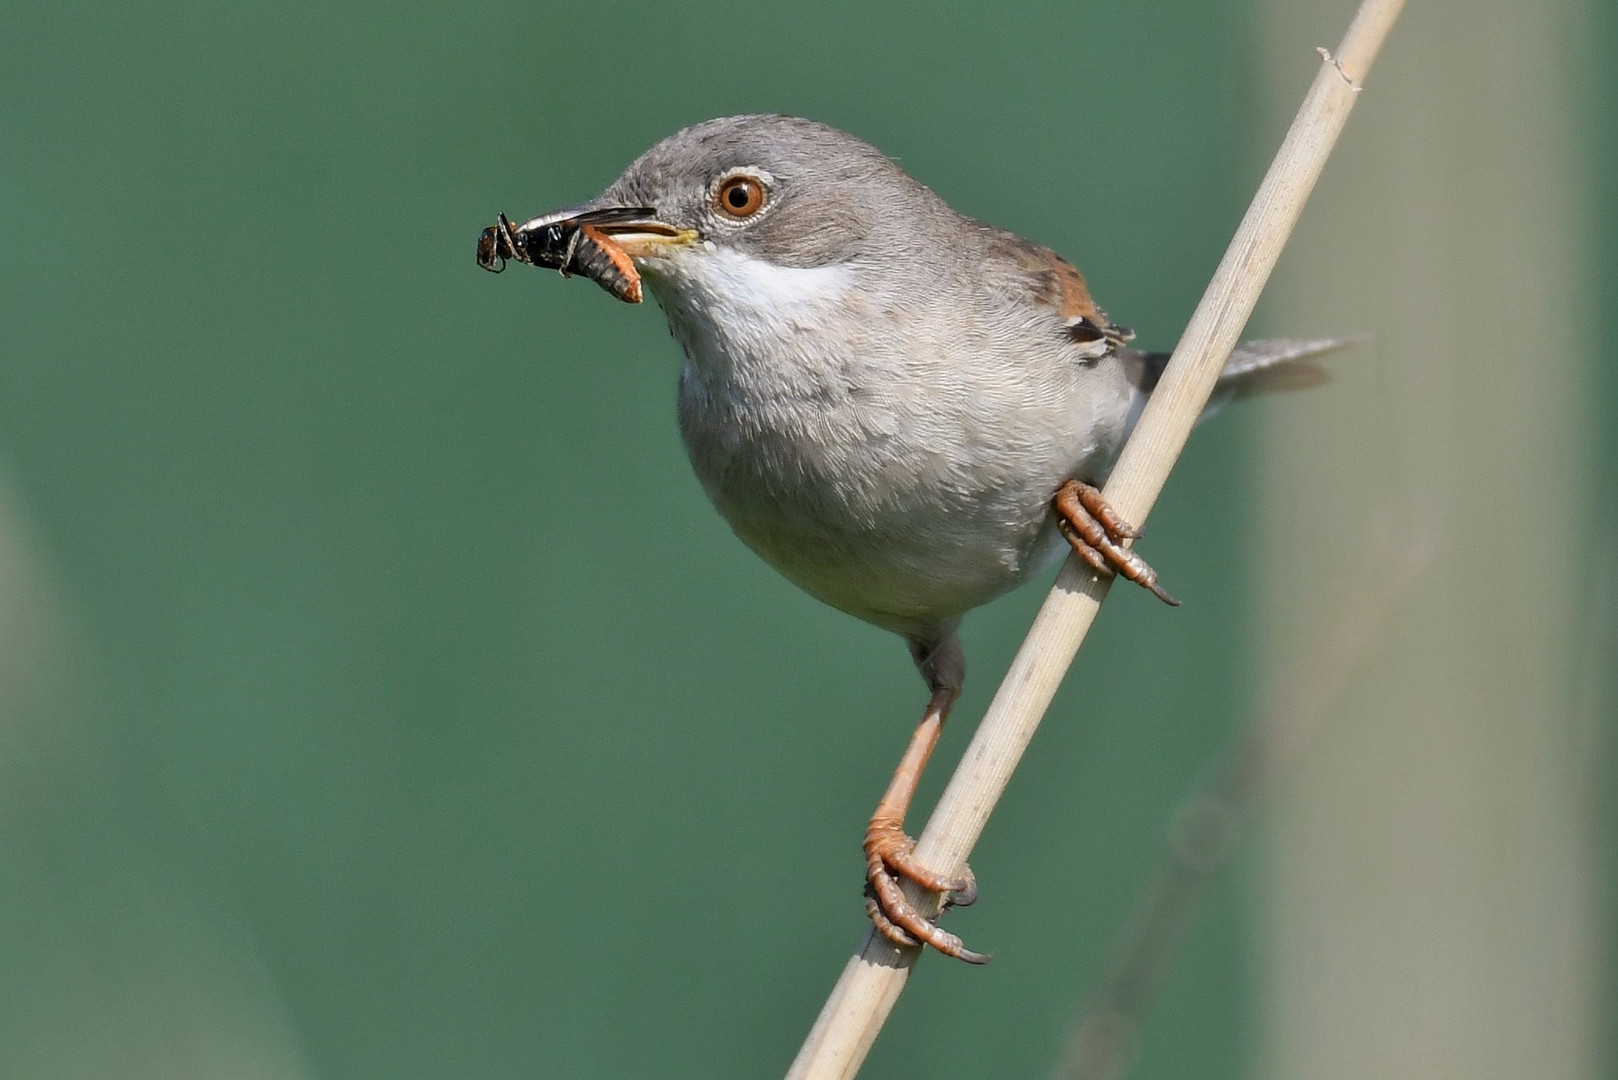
[715,175,766,218]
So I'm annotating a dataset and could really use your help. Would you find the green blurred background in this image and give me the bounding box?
[0,1,1609,1078]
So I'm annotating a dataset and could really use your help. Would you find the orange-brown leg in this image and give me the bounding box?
[1053,479,1180,606]
[862,685,990,964]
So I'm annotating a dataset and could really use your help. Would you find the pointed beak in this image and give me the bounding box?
[577,207,699,260]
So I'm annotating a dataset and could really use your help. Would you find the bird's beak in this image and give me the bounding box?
[579,208,698,260]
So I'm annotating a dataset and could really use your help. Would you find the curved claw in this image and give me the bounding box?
[944,873,978,909]
[1144,578,1181,606]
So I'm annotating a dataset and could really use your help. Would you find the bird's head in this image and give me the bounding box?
[483,116,950,325]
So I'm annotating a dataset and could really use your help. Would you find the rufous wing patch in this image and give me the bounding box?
[1041,250,1133,350]
[1046,252,1101,323]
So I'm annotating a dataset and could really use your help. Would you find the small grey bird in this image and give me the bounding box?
[479,114,1338,963]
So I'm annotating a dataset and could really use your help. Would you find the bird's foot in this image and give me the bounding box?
[863,819,989,964]
[1053,479,1180,606]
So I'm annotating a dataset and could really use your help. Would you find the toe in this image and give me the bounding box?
[880,845,973,895]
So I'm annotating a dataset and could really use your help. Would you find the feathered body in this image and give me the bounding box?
[598,116,1324,642]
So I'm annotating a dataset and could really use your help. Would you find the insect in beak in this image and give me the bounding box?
[476,205,689,304]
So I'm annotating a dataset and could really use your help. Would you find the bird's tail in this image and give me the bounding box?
[1125,337,1355,430]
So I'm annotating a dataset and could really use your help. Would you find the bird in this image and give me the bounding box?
[478,114,1340,963]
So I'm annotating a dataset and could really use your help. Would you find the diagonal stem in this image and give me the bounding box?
[785,1,1406,1077]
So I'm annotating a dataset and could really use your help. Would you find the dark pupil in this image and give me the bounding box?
[726,184,750,209]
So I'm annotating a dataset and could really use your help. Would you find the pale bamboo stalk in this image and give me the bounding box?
[783,3,1405,1077]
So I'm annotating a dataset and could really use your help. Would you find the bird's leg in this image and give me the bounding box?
[862,684,989,964]
[1053,479,1180,606]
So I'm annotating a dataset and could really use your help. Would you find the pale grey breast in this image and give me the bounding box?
[649,230,1131,636]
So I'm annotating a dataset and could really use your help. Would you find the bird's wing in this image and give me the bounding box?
[1039,252,1135,357]
[980,226,1133,360]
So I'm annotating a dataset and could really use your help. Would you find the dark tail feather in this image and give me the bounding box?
[1136,337,1354,391]
[1123,337,1357,432]
[1219,337,1356,395]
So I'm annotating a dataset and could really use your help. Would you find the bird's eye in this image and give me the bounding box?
[715,175,766,219]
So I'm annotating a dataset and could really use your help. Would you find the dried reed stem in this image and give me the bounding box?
[786,2,1405,1077]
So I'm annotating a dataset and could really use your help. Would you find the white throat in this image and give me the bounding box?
[639,244,857,377]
